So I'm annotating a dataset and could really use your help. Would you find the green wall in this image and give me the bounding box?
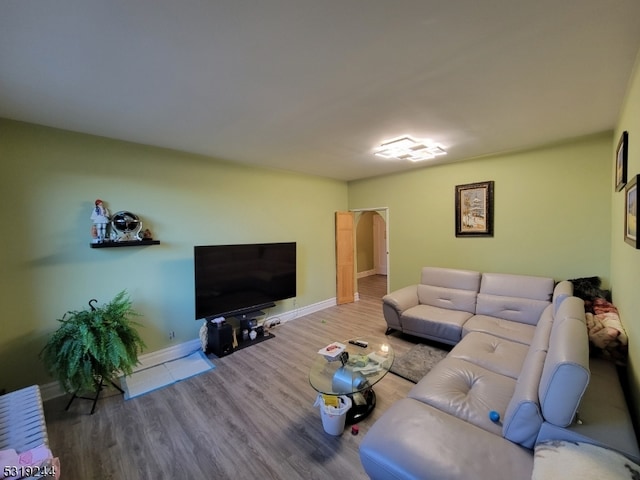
[0,119,347,392]
[0,100,634,409]
[348,133,612,291]
[611,48,640,423]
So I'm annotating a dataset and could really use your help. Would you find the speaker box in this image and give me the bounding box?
[207,322,234,357]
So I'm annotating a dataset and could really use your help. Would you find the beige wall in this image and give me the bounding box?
[611,48,640,423]
[349,133,612,290]
[0,119,348,391]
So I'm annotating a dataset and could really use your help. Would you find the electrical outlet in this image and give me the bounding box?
[169,331,175,340]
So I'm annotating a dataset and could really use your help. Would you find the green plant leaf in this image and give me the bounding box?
[40,290,146,394]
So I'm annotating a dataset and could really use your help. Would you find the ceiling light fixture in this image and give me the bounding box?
[374,135,447,162]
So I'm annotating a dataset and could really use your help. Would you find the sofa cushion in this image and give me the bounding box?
[462,315,536,345]
[359,398,534,480]
[479,273,554,301]
[420,266,481,291]
[538,297,589,427]
[529,305,554,352]
[476,273,553,325]
[401,305,473,344]
[417,285,477,313]
[500,302,559,448]
[552,280,573,316]
[502,349,547,448]
[552,294,586,327]
[448,332,529,379]
[408,357,516,435]
[476,293,551,326]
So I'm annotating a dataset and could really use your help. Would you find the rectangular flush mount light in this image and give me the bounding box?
[374,135,447,162]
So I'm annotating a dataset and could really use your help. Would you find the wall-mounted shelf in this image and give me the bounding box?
[90,240,160,248]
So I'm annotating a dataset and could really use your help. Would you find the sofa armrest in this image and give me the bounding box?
[382,285,419,314]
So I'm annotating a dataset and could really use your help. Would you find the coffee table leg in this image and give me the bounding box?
[346,388,376,424]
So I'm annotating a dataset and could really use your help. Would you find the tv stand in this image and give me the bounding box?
[234,330,275,351]
[230,301,276,321]
[231,311,275,348]
[236,310,266,321]
[206,312,275,357]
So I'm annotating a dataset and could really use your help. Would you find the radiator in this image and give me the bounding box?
[0,385,49,453]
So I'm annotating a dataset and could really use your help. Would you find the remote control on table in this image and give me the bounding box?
[349,340,368,348]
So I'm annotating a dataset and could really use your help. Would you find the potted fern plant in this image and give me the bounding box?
[41,290,146,411]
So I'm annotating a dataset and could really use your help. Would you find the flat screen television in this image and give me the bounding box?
[194,242,297,320]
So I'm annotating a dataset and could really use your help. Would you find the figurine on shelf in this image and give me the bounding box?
[90,199,110,243]
[141,228,153,240]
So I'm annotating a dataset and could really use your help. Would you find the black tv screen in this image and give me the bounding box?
[194,242,297,320]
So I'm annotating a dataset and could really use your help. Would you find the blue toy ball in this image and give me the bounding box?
[489,410,500,422]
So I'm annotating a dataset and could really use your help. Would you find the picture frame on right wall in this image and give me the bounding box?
[625,174,637,248]
[615,131,628,192]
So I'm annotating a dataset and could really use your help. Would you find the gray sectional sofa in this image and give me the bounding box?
[359,267,639,480]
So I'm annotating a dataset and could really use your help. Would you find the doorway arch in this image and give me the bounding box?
[352,207,389,297]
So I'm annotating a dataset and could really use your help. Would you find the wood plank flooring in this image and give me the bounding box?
[43,275,420,480]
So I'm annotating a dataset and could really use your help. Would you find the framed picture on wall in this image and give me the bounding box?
[455,181,494,237]
[625,174,638,248]
[615,131,628,192]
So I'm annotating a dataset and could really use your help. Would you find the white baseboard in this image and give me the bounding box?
[39,297,339,401]
[132,339,202,373]
[40,381,66,402]
[39,339,203,402]
[264,297,336,325]
[357,269,377,279]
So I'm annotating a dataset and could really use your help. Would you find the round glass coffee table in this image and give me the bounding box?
[309,337,394,423]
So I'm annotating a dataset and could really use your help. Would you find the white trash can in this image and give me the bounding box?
[314,394,352,435]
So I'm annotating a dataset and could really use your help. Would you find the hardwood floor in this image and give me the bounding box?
[43,275,420,480]
[357,273,388,299]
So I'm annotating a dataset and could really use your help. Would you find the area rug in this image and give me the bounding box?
[120,350,215,400]
[389,343,448,383]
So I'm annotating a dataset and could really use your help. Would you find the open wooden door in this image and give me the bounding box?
[335,211,355,304]
[373,212,388,275]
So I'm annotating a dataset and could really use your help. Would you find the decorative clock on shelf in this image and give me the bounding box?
[110,211,143,242]
[89,200,160,248]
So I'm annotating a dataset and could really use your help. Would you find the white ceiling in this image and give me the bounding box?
[1,1,640,181]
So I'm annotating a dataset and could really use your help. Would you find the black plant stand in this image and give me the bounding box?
[65,377,124,415]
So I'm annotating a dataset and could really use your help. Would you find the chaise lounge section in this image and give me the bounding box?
[360,267,639,480]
